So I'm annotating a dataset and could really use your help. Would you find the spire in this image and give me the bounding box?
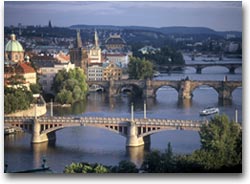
[10,33,16,41]
[94,30,99,48]
[48,20,52,28]
[76,29,83,48]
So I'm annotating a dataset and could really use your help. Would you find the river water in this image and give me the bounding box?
[4,55,242,173]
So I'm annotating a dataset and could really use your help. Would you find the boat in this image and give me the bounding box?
[4,127,15,135]
[153,71,160,77]
[89,84,104,92]
[199,107,219,116]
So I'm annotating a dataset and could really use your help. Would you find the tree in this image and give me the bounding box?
[115,160,138,173]
[190,114,242,170]
[30,83,42,94]
[52,68,88,104]
[63,162,109,173]
[4,86,34,114]
[128,57,153,80]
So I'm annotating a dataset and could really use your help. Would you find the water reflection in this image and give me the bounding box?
[178,99,192,109]
[31,142,50,168]
[126,146,148,167]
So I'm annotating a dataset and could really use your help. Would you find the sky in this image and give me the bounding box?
[4,1,242,32]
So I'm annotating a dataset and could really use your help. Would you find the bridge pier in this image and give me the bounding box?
[218,89,232,100]
[179,80,193,99]
[143,80,156,98]
[31,119,56,144]
[229,66,236,74]
[196,66,202,74]
[126,122,144,147]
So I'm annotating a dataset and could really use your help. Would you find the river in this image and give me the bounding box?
[4,55,242,173]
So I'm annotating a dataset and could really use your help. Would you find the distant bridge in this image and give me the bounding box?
[159,63,242,74]
[87,79,242,100]
[4,116,207,147]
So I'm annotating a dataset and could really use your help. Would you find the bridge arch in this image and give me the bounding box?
[154,84,179,95]
[116,83,143,96]
[39,122,129,139]
[190,83,220,99]
[138,127,178,138]
[201,65,230,73]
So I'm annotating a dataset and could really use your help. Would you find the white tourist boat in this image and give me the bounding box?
[153,71,160,77]
[4,127,15,135]
[199,107,219,116]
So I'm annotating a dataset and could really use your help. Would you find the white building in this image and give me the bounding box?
[138,46,160,55]
[87,65,103,81]
[228,42,239,52]
[104,51,132,68]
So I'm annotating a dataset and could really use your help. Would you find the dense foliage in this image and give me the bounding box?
[133,45,185,66]
[52,68,88,104]
[63,160,138,173]
[128,57,154,80]
[4,86,34,114]
[30,83,42,94]
[189,115,242,171]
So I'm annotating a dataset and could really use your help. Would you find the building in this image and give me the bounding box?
[228,42,239,53]
[105,34,126,50]
[138,46,160,55]
[88,30,102,65]
[54,52,70,63]
[5,34,24,62]
[38,62,75,94]
[69,30,88,73]
[104,51,132,68]
[4,34,37,89]
[87,65,103,81]
[103,62,122,81]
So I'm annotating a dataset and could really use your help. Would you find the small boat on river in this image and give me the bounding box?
[199,107,219,116]
[4,127,15,135]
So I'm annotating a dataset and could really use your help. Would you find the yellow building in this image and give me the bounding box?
[103,63,122,81]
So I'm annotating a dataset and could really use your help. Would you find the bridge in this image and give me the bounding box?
[87,79,242,100]
[4,116,206,147]
[159,63,242,74]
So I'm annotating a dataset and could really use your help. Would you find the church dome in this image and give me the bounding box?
[105,34,126,45]
[5,34,24,52]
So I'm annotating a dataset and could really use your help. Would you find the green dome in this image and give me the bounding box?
[5,34,24,52]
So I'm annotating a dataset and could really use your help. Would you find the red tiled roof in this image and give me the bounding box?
[18,63,36,73]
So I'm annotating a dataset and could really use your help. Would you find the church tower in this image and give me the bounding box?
[76,29,83,48]
[69,30,88,73]
[88,30,101,64]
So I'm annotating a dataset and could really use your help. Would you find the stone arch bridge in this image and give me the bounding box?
[160,63,242,74]
[87,79,242,100]
[5,116,206,147]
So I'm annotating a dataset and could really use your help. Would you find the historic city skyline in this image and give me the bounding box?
[4,1,242,31]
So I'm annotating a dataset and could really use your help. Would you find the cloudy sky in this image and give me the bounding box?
[4,1,242,31]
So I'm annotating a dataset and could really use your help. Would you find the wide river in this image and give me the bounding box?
[4,55,242,173]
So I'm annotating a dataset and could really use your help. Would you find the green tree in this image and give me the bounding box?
[190,114,242,170]
[4,86,34,114]
[128,57,153,80]
[30,83,42,94]
[115,160,138,173]
[141,150,163,172]
[53,68,88,104]
[55,89,73,104]
[63,162,109,173]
